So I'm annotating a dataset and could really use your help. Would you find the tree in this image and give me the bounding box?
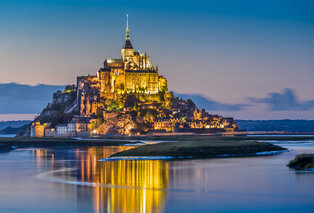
[124,94,139,108]
[64,84,76,93]
[107,100,121,111]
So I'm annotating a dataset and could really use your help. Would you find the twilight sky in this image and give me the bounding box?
[0,0,314,120]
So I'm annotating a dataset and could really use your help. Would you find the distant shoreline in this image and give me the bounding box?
[2,129,314,139]
[2,134,314,142]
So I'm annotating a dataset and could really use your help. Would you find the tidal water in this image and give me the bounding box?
[0,134,16,138]
[0,141,314,212]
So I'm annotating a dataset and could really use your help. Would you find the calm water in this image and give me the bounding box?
[0,142,314,213]
[0,134,16,138]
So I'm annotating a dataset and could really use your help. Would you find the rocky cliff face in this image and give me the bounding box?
[37,90,79,127]
[96,112,137,135]
[18,89,79,136]
[19,83,237,137]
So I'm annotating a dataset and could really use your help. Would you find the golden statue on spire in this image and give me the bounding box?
[126,14,130,40]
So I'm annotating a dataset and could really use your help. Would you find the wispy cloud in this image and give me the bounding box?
[1,83,314,121]
[248,88,314,111]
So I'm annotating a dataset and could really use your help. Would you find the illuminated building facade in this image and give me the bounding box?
[77,15,168,116]
[30,122,47,137]
[98,14,168,96]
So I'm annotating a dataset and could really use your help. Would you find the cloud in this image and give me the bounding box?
[248,88,314,111]
[1,83,313,121]
[174,93,249,111]
[1,83,248,114]
[0,83,65,114]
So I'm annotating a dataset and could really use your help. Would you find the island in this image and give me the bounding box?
[288,154,314,170]
[18,15,238,138]
[110,137,286,159]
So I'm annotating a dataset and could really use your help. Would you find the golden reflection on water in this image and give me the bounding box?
[79,147,169,213]
[34,146,169,213]
[33,149,49,168]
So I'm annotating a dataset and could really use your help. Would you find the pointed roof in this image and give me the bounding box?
[123,14,133,49]
[123,39,133,49]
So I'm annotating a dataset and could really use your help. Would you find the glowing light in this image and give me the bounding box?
[73,147,169,212]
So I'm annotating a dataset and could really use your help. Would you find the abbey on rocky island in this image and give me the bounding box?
[25,15,238,137]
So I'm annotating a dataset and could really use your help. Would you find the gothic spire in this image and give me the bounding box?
[123,14,133,49]
[126,14,130,40]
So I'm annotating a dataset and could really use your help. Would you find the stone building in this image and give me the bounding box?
[154,117,182,132]
[30,122,47,137]
[55,124,68,136]
[55,120,79,137]
[72,116,90,133]
[44,128,55,137]
[193,107,210,121]
[77,15,169,116]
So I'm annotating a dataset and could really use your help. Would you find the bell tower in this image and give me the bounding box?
[121,14,134,61]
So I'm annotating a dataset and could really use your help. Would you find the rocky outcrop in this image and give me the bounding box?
[97,112,136,135]
[36,91,78,127]
[18,89,79,137]
[17,123,32,137]
[288,154,314,170]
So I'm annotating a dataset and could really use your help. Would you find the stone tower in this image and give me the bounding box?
[121,14,134,61]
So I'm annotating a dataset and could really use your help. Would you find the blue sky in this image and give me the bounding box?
[0,0,313,120]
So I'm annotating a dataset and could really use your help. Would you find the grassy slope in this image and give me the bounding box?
[111,138,286,158]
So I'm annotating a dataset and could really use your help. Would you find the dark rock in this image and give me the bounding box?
[288,154,314,170]
[0,143,15,153]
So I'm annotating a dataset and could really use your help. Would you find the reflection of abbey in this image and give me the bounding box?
[77,15,168,116]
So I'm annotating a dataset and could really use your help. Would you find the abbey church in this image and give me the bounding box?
[77,15,168,116]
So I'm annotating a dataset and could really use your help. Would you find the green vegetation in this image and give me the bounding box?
[288,154,314,170]
[111,137,286,158]
[142,109,159,123]
[107,100,121,111]
[90,118,103,129]
[103,93,146,111]
[124,94,139,108]
[64,84,76,93]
